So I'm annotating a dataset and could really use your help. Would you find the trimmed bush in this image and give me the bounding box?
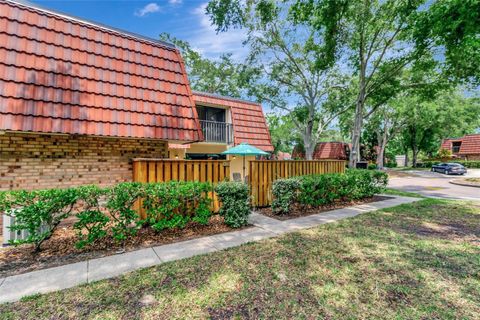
[215,182,250,228]
[0,188,78,252]
[271,169,388,214]
[142,181,212,232]
[271,178,300,214]
[416,160,480,169]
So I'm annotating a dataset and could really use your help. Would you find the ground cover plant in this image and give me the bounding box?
[1,199,478,319]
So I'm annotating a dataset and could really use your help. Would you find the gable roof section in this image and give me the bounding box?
[441,134,480,155]
[293,142,349,160]
[0,0,202,141]
[192,91,273,152]
[459,134,480,154]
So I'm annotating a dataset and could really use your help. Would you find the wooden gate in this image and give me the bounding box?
[249,160,346,207]
[132,159,230,216]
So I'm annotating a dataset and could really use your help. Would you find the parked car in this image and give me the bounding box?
[431,163,467,175]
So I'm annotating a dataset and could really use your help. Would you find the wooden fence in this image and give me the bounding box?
[249,160,346,207]
[132,159,230,217]
[132,158,346,214]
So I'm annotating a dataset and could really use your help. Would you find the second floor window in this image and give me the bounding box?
[196,106,226,123]
[452,141,462,153]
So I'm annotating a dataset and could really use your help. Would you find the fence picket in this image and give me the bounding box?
[249,160,345,207]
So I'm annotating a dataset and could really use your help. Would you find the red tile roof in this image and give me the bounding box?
[0,0,202,141]
[192,91,273,152]
[292,142,349,160]
[441,134,480,155]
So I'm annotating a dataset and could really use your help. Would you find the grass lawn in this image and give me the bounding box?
[383,188,426,198]
[1,199,479,319]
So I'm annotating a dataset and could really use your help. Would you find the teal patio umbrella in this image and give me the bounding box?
[222,143,269,181]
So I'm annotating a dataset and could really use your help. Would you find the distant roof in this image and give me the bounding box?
[441,134,480,155]
[193,91,274,152]
[292,142,349,160]
[0,0,202,141]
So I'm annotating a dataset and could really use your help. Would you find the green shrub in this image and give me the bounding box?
[367,163,377,170]
[142,181,212,232]
[106,182,144,242]
[293,169,388,210]
[74,185,109,249]
[0,188,78,252]
[271,178,300,214]
[215,182,250,228]
[385,162,397,168]
[415,160,480,168]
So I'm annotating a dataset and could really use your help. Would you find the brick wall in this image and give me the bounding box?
[0,132,168,191]
[0,132,167,237]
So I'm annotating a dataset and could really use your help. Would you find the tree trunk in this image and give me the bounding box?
[412,145,418,168]
[376,143,386,169]
[349,43,366,169]
[349,92,365,168]
[303,120,315,160]
[404,146,409,167]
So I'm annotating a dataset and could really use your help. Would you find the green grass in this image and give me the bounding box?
[383,188,426,198]
[1,199,479,319]
[465,178,480,184]
[389,167,430,171]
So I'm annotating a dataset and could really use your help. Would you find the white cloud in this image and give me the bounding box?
[168,0,182,4]
[134,3,161,17]
[185,2,248,61]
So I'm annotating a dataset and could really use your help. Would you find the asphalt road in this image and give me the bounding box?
[388,169,480,201]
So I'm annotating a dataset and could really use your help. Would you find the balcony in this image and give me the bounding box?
[199,120,233,144]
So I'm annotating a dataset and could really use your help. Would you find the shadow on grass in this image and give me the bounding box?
[1,199,479,319]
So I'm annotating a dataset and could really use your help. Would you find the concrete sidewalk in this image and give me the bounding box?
[0,195,420,303]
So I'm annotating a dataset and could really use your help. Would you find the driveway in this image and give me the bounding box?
[388,169,480,201]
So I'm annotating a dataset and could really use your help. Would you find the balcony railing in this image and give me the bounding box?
[199,120,233,144]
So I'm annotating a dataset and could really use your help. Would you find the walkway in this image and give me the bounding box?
[0,195,420,304]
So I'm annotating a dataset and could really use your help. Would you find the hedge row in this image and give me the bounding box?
[415,160,480,168]
[271,169,388,215]
[0,181,250,252]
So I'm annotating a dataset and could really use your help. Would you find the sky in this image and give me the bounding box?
[33,0,247,59]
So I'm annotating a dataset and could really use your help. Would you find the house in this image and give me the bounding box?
[440,134,480,160]
[0,0,273,192]
[292,142,349,160]
[168,91,272,157]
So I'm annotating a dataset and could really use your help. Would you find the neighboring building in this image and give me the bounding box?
[440,134,480,160]
[292,142,349,160]
[0,0,272,191]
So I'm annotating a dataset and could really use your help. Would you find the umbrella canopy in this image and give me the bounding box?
[221,143,269,156]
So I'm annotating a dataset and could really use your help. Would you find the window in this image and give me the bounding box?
[452,141,462,153]
[196,106,226,123]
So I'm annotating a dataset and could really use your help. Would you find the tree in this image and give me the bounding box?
[369,104,405,169]
[394,90,480,167]
[159,33,255,98]
[415,0,480,85]
[206,0,351,159]
[290,0,452,168]
[266,113,300,154]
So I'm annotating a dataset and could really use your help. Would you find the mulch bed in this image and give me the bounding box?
[257,195,393,221]
[0,215,245,278]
